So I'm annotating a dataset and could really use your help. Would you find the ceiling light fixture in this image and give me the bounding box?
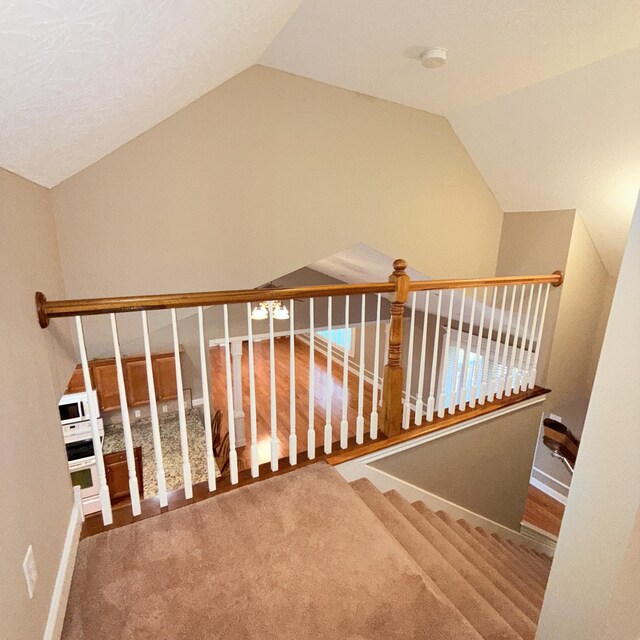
[251,300,290,321]
[421,46,447,68]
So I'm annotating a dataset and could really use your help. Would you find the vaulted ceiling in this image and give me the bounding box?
[0,0,301,187]
[2,1,638,274]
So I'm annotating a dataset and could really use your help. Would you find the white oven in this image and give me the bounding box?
[63,417,104,515]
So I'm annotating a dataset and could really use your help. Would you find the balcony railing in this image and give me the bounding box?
[37,259,563,526]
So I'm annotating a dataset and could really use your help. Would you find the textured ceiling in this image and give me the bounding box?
[262,0,640,275]
[0,0,300,187]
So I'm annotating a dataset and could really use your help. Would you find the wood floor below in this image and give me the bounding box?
[522,484,565,538]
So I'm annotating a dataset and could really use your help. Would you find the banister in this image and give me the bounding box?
[35,267,563,328]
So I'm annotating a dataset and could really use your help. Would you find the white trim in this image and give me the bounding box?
[531,465,571,491]
[530,476,569,506]
[346,393,547,465]
[191,397,204,407]
[43,501,82,640]
[337,460,556,556]
[520,521,559,547]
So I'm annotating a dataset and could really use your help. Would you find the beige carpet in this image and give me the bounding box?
[62,463,483,639]
[63,464,552,639]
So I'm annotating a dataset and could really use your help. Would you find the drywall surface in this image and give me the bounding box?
[369,403,544,530]
[0,168,76,639]
[51,64,502,299]
[536,194,640,640]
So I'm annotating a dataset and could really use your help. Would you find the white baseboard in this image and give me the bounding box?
[337,460,556,556]
[43,501,82,640]
[530,476,568,506]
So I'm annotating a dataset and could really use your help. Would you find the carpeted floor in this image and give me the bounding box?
[62,463,551,639]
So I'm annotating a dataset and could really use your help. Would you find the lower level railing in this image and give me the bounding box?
[37,260,562,525]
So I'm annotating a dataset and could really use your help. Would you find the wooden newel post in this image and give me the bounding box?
[380,259,410,437]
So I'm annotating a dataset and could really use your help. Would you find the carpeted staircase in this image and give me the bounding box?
[63,463,551,639]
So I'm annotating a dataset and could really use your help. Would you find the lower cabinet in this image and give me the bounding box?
[104,446,144,506]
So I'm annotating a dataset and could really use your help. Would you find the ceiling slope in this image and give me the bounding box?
[0,0,300,187]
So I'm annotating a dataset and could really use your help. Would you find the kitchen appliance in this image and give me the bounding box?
[58,390,98,425]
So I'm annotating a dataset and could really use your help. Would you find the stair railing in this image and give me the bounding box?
[36,260,563,526]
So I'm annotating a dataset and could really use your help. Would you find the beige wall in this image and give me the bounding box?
[0,168,76,639]
[50,64,502,298]
[536,195,640,640]
[370,403,544,530]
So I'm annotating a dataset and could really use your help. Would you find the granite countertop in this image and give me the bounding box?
[103,408,221,498]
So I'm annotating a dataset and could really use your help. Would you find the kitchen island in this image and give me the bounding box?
[103,408,221,499]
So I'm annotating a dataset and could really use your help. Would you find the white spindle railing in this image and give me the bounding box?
[198,307,217,490]
[49,267,560,525]
[289,301,297,466]
[370,293,382,439]
[110,314,141,515]
[415,291,429,425]
[340,296,350,449]
[403,291,417,428]
[356,294,366,444]
[324,296,333,455]
[141,310,168,506]
[76,316,112,525]
[245,303,259,477]
[223,305,239,483]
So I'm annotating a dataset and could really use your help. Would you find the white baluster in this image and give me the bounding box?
[515,284,535,393]
[459,288,477,410]
[449,288,466,414]
[427,291,442,421]
[245,304,259,477]
[370,294,382,439]
[308,298,316,458]
[76,317,112,525]
[488,288,507,402]
[324,296,333,454]
[171,309,193,498]
[497,287,517,399]
[469,288,487,409]
[198,307,217,491]
[521,284,542,391]
[289,300,297,465]
[110,314,141,516]
[340,296,350,449]
[266,302,278,472]
[505,285,526,396]
[141,310,168,506]
[356,294,366,444]
[478,287,498,405]
[438,290,455,418]
[403,291,418,428]
[222,305,239,483]
[529,283,551,389]
[415,291,430,425]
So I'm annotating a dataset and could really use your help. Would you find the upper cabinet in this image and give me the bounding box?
[65,351,180,412]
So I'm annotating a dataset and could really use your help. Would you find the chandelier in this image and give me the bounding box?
[251,300,290,321]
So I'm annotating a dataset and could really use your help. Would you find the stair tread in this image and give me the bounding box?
[384,490,537,640]
[460,522,549,589]
[438,514,546,601]
[500,535,553,575]
[349,479,522,640]
[412,502,541,624]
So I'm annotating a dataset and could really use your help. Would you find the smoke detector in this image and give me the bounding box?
[421,47,447,68]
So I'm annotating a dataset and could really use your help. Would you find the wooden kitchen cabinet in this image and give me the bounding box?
[91,360,120,412]
[123,357,150,406]
[64,350,180,412]
[104,446,144,506]
[152,353,178,400]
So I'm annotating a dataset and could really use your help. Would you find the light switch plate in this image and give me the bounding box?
[549,413,562,423]
[23,545,38,599]
[134,410,141,418]
[162,405,168,413]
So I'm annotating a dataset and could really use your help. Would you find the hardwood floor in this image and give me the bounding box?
[522,485,565,538]
[210,336,377,468]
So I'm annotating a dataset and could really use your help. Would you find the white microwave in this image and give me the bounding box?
[58,390,99,425]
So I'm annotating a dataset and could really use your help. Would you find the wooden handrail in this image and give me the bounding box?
[35,267,563,328]
[409,271,564,292]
